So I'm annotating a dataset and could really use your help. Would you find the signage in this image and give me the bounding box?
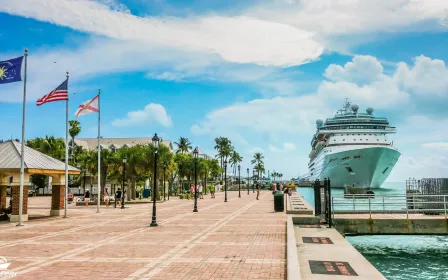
[302,237,333,244]
[309,260,358,276]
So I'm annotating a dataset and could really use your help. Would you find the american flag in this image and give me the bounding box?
[36,78,69,106]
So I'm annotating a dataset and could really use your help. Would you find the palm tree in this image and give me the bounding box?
[69,120,81,161]
[174,137,192,154]
[251,152,264,183]
[214,137,233,181]
[229,150,243,187]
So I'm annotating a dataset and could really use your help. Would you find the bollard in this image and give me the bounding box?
[314,179,321,216]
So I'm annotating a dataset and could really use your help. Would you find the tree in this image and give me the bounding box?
[174,137,192,154]
[251,152,265,182]
[68,120,81,161]
[229,150,242,186]
[214,137,233,180]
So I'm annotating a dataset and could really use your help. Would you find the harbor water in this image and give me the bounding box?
[298,182,448,280]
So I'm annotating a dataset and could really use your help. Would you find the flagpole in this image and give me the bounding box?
[17,49,28,227]
[97,88,101,213]
[64,72,69,218]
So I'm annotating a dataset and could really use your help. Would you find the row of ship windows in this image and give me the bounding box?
[334,139,387,142]
[329,155,361,162]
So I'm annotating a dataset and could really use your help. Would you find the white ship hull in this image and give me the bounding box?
[305,145,400,188]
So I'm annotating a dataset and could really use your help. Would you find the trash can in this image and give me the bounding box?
[142,189,150,199]
[274,194,284,212]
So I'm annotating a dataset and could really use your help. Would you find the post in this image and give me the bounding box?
[382,196,385,212]
[314,179,321,216]
[150,141,158,227]
[252,170,255,193]
[121,160,126,209]
[444,196,446,219]
[97,89,101,213]
[83,160,86,193]
[163,166,166,201]
[224,160,228,202]
[247,168,250,195]
[238,165,241,198]
[18,49,28,227]
[193,157,198,212]
[327,178,332,228]
[368,197,372,219]
[64,74,69,218]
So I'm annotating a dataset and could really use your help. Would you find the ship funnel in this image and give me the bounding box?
[366,107,374,115]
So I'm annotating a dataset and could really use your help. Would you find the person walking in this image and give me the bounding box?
[84,189,91,207]
[256,183,261,200]
[210,184,215,198]
[189,184,194,200]
[104,188,110,208]
[198,184,203,199]
[116,188,122,208]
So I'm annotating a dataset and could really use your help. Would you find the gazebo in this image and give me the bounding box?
[0,140,80,222]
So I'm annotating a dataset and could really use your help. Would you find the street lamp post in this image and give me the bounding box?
[252,169,255,193]
[238,165,241,198]
[163,163,167,201]
[247,168,250,195]
[121,156,127,209]
[193,147,199,212]
[224,160,228,202]
[76,163,81,195]
[83,159,87,194]
[150,133,159,227]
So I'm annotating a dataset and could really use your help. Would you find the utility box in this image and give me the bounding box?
[274,194,284,212]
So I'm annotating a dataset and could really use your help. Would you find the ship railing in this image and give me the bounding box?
[331,194,448,219]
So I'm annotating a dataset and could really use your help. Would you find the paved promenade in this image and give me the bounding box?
[0,191,286,280]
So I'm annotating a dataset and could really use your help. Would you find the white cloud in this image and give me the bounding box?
[324,55,384,85]
[146,71,186,82]
[269,142,296,153]
[0,0,323,67]
[112,103,172,127]
[422,142,448,151]
[394,56,448,97]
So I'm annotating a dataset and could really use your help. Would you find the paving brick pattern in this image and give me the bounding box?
[0,191,286,280]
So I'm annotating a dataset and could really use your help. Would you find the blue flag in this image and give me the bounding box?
[0,56,24,84]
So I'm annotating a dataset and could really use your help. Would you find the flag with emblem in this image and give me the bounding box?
[36,78,69,106]
[75,94,99,118]
[0,56,23,84]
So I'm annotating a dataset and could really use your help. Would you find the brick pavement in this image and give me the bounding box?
[0,191,286,280]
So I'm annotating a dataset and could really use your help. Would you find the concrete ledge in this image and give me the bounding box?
[10,214,28,222]
[292,216,321,225]
[286,193,314,215]
[286,216,301,280]
[335,218,448,235]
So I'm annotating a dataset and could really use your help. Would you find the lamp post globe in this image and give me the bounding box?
[193,147,199,212]
[121,156,127,209]
[150,133,159,227]
[224,160,228,202]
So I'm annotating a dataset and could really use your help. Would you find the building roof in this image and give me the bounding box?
[174,147,212,160]
[0,141,79,174]
[72,138,173,151]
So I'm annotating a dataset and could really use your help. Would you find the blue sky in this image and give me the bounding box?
[1,0,448,181]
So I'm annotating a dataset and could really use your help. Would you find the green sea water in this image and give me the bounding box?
[298,182,448,279]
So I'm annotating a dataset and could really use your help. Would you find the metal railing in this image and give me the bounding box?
[331,194,448,219]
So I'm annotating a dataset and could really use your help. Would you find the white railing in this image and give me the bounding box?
[331,194,448,219]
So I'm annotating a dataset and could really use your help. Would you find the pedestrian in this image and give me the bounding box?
[84,189,90,207]
[104,188,110,207]
[256,183,261,200]
[189,184,194,200]
[198,184,203,199]
[115,188,122,208]
[210,184,215,198]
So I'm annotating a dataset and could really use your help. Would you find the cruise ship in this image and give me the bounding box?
[302,100,400,188]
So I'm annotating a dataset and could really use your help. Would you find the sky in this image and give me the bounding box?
[1,0,448,182]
